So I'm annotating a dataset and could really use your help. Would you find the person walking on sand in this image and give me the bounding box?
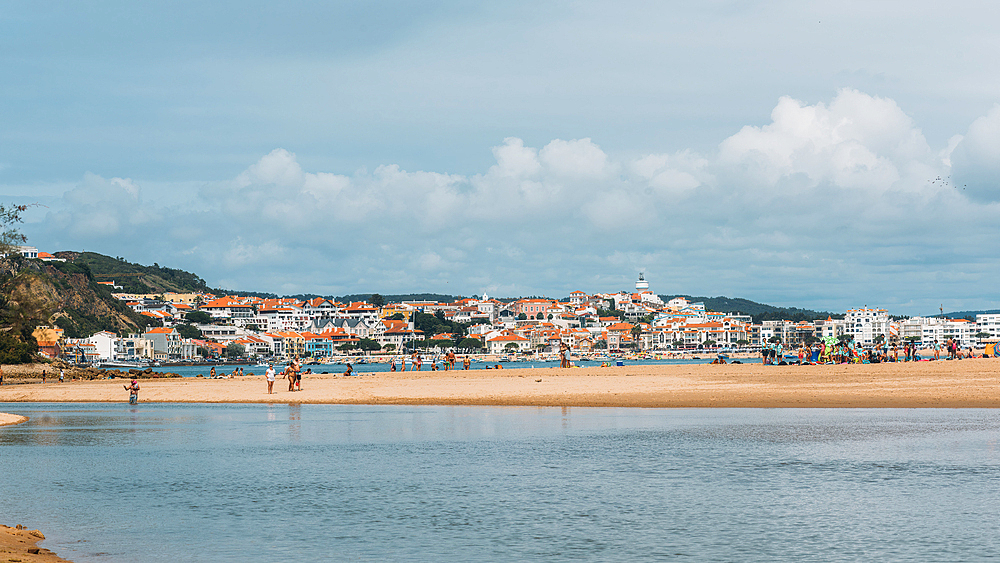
[400,354,407,372]
[265,364,275,394]
[124,379,140,405]
[59,368,64,383]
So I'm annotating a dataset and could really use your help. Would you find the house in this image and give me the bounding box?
[144,327,182,360]
[485,333,530,354]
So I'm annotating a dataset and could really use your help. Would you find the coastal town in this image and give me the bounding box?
[16,247,997,366]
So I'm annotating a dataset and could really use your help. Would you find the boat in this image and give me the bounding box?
[97,361,145,369]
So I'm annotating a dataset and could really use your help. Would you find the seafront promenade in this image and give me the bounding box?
[3,359,999,408]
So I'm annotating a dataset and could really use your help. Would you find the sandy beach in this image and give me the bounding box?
[2,359,999,408]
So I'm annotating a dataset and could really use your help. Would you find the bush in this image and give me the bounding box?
[0,333,37,364]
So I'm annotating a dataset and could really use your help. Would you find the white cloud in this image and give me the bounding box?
[718,89,932,192]
[538,138,609,177]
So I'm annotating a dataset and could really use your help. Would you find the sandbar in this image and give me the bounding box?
[0,412,28,426]
[0,525,71,562]
[2,360,1000,407]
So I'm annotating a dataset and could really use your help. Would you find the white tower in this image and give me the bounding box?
[635,272,649,291]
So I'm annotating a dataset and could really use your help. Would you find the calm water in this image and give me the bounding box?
[2,404,1000,562]
[154,358,714,377]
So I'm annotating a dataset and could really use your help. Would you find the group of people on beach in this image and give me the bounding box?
[389,352,472,372]
[263,358,307,394]
[761,337,981,365]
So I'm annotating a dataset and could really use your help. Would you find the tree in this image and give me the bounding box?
[175,324,202,339]
[196,346,210,358]
[595,340,608,349]
[0,203,29,255]
[736,339,750,346]
[975,332,990,342]
[356,338,381,352]
[387,313,405,321]
[370,293,384,308]
[803,335,820,345]
[383,343,397,352]
[457,337,483,350]
[873,334,885,345]
[547,314,553,320]
[630,324,643,348]
[838,334,855,344]
[338,343,356,352]
[225,342,245,358]
[535,312,544,320]
[185,311,213,324]
[245,324,260,332]
[703,339,717,348]
[768,336,782,344]
[505,342,520,352]
[517,313,527,320]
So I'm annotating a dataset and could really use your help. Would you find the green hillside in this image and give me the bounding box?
[661,295,839,323]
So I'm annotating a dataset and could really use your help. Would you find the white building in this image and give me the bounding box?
[921,319,977,348]
[844,308,890,345]
[87,331,117,361]
[976,314,1000,341]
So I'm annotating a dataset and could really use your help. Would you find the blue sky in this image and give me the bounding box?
[3,1,999,315]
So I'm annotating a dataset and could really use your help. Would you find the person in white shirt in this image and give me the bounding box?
[265,365,276,394]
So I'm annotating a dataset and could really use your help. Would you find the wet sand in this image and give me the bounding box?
[2,359,999,407]
[0,525,71,563]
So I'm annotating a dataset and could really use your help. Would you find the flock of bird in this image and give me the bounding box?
[927,175,967,191]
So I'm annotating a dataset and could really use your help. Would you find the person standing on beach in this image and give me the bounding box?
[400,355,407,372]
[42,369,46,383]
[0,365,4,386]
[265,365,275,394]
[59,368,64,382]
[284,366,295,391]
[463,356,471,370]
[210,366,216,378]
[390,359,396,372]
[560,341,571,368]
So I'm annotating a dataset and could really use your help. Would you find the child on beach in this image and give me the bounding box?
[343,364,353,377]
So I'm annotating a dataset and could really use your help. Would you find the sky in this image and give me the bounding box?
[2,0,999,315]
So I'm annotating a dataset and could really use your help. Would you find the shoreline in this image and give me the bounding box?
[2,360,999,408]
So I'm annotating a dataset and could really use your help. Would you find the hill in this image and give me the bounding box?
[0,256,155,358]
[936,309,1000,322]
[660,295,839,324]
[54,252,275,297]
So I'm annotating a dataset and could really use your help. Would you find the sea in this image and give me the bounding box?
[2,404,1000,562]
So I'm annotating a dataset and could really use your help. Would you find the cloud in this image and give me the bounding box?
[22,90,1000,314]
[950,104,1000,202]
